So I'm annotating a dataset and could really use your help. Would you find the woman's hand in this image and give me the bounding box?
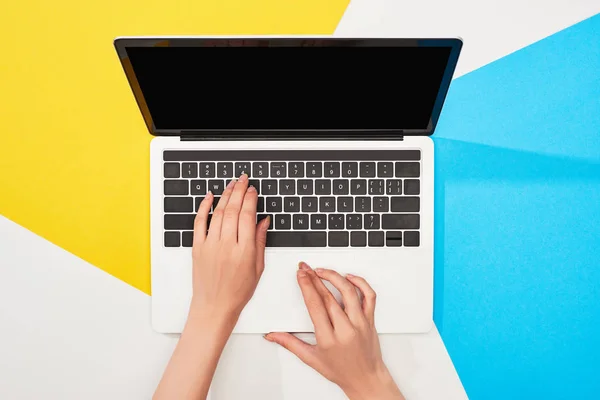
[265,262,404,400]
[154,174,269,400]
[191,173,270,322]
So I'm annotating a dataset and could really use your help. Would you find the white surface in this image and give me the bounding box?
[335,0,600,77]
[0,215,466,399]
[151,137,434,334]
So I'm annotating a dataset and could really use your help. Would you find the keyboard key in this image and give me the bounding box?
[297,179,313,195]
[257,214,273,230]
[200,162,215,178]
[404,231,420,247]
[337,197,353,212]
[164,231,180,247]
[164,197,193,212]
[351,231,367,247]
[355,197,371,212]
[368,180,384,195]
[329,231,349,247]
[195,197,204,212]
[164,214,195,230]
[333,179,349,195]
[306,162,322,177]
[373,197,389,212]
[212,196,220,211]
[271,162,286,178]
[279,180,295,195]
[293,214,309,230]
[377,162,394,177]
[267,232,326,247]
[391,197,420,212]
[284,197,300,212]
[257,197,265,212]
[266,197,283,212]
[302,197,318,212]
[191,180,207,195]
[253,162,269,178]
[164,163,180,178]
[368,231,384,247]
[248,179,260,194]
[217,162,233,178]
[350,179,367,195]
[262,180,278,195]
[382,214,420,230]
[164,180,188,195]
[315,180,331,195]
[324,162,340,177]
[395,162,420,177]
[310,214,327,230]
[182,163,198,178]
[319,197,335,212]
[364,214,380,230]
[275,214,292,230]
[289,162,304,177]
[386,179,402,195]
[328,214,344,230]
[182,231,194,247]
[404,179,420,195]
[346,214,362,229]
[207,179,225,195]
[342,162,358,177]
[386,231,403,247]
[359,162,376,177]
[235,162,251,177]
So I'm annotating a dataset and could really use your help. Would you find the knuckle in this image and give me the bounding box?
[339,328,358,345]
[212,209,224,218]
[240,209,255,220]
[223,209,238,220]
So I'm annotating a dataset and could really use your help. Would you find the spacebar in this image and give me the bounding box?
[266,232,327,247]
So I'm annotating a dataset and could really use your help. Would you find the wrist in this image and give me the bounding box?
[185,299,239,340]
[343,364,404,400]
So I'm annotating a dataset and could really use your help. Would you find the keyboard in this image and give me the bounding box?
[162,150,421,248]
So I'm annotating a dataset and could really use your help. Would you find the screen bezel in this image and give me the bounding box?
[114,37,462,138]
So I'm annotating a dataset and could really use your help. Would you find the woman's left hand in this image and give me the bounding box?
[191,174,270,321]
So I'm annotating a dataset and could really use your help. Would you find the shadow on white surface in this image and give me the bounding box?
[0,216,466,399]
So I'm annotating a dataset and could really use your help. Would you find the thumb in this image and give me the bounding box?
[255,216,269,274]
[264,332,318,367]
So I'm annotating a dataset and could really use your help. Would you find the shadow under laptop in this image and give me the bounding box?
[432,138,600,398]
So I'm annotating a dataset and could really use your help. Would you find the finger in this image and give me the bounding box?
[207,179,236,240]
[315,268,363,325]
[254,216,270,276]
[346,274,377,324]
[296,268,334,340]
[300,263,350,330]
[264,333,318,368]
[238,183,258,243]
[221,174,249,241]
[193,191,214,244]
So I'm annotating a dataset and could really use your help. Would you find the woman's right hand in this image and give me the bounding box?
[265,262,404,400]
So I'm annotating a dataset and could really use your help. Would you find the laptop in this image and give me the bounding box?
[114,37,462,334]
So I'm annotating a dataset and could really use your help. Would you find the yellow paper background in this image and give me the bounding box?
[0,0,350,293]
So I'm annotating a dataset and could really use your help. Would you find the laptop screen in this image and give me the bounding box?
[118,39,459,134]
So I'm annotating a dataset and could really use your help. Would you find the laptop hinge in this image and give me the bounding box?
[179,130,405,141]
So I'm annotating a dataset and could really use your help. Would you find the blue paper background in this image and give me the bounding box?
[432,14,600,400]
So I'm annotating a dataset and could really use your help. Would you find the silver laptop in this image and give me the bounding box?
[114,37,462,334]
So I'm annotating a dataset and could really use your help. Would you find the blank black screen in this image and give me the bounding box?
[125,43,451,131]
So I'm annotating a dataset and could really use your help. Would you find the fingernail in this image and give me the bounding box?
[298,262,311,271]
[239,173,248,182]
[297,270,307,277]
[263,215,271,227]
[315,268,324,274]
[206,190,213,198]
[226,179,236,189]
[263,334,274,342]
[247,185,256,193]
[346,273,355,278]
